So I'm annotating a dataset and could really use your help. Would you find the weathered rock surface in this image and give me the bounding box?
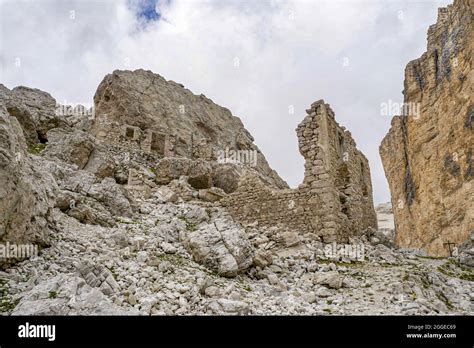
[183,218,254,277]
[0,84,66,144]
[0,100,58,267]
[1,196,471,316]
[90,69,288,190]
[380,0,474,256]
[372,202,395,246]
[11,274,135,315]
[42,128,96,169]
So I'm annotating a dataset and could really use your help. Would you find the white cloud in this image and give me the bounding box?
[0,0,451,203]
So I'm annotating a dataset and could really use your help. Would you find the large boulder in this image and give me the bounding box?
[0,84,66,144]
[212,163,242,193]
[10,86,66,141]
[83,148,116,179]
[183,218,254,277]
[187,161,212,189]
[53,169,135,227]
[42,128,115,179]
[87,177,135,218]
[153,157,192,185]
[153,157,212,189]
[42,128,95,169]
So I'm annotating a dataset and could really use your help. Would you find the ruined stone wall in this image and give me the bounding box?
[380,0,474,256]
[222,100,377,242]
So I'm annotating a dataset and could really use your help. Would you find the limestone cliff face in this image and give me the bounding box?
[90,69,288,190]
[0,90,58,267]
[380,0,473,256]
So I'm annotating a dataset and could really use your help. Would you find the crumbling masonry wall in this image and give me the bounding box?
[222,100,377,242]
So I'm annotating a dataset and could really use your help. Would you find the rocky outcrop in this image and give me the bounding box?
[0,99,58,268]
[42,128,96,169]
[0,84,66,144]
[90,69,288,190]
[55,170,136,227]
[380,0,473,256]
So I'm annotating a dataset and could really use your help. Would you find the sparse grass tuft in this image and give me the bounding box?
[0,279,20,313]
[117,217,142,225]
[179,216,197,232]
[437,260,474,282]
[436,291,454,310]
[106,265,119,281]
[48,290,58,299]
[28,143,47,154]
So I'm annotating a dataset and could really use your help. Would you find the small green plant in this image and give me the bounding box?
[436,291,454,310]
[28,143,47,154]
[156,253,187,267]
[48,290,58,299]
[106,266,119,281]
[242,285,252,292]
[0,279,17,313]
[0,297,20,312]
[186,222,197,232]
[416,255,445,260]
[437,260,474,282]
[179,216,197,232]
[117,217,142,225]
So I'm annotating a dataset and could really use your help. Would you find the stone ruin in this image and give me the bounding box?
[222,100,377,242]
[96,121,223,161]
[0,67,378,269]
[90,69,289,191]
[86,69,377,243]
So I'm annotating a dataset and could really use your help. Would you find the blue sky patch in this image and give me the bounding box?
[130,0,161,22]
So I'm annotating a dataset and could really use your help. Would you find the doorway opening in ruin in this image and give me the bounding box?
[125,127,136,139]
[150,132,166,155]
[336,163,351,217]
[339,193,349,215]
[361,162,369,197]
[337,131,345,158]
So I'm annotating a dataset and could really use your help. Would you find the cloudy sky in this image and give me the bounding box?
[0,0,450,203]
